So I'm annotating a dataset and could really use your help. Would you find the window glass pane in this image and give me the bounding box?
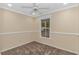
[41,18,50,38]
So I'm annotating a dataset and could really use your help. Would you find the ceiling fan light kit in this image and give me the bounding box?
[22,3,49,16]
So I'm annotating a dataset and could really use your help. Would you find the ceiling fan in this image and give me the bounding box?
[22,3,49,15]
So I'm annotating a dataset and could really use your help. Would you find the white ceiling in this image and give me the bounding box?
[0,3,79,17]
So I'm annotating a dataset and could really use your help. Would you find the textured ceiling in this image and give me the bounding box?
[0,3,79,17]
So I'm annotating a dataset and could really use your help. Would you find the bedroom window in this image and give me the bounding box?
[41,18,50,38]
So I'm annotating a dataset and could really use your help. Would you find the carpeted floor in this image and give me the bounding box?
[1,41,76,55]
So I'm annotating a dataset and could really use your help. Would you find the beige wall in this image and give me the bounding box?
[1,9,35,32]
[51,7,78,33]
[0,8,36,52]
[0,8,3,33]
[35,6,79,54]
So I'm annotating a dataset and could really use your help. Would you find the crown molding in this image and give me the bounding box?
[38,4,79,17]
[0,4,79,18]
[0,7,35,17]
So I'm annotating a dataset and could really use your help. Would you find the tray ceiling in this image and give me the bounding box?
[0,3,78,17]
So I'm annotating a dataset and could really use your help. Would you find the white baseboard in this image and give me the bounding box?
[0,41,33,53]
[36,41,78,54]
[0,31,38,53]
